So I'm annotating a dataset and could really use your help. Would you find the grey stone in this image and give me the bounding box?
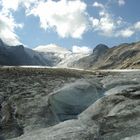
[48,79,104,121]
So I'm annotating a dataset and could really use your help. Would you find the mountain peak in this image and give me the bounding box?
[34,44,70,54]
[94,44,109,51]
[93,44,109,56]
[0,38,6,47]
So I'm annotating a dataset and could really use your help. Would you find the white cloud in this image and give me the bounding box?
[93,14,140,38]
[28,0,89,39]
[115,20,140,38]
[0,13,22,45]
[72,45,92,54]
[0,0,36,45]
[91,14,116,36]
[91,1,139,38]
[1,0,40,15]
[93,2,104,9]
[1,0,19,13]
[0,0,139,43]
[0,0,89,44]
[92,18,99,27]
[91,2,123,36]
[134,21,140,30]
[117,28,134,38]
[118,0,125,6]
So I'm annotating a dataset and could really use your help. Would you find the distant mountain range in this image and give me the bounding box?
[0,38,140,69]
[0,39,89,67]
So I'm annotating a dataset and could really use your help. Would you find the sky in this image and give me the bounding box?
[0,0,140,52]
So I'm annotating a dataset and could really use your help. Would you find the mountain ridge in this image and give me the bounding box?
[0,38,140,69]
[70,41,140,69]
[0,39,53,66]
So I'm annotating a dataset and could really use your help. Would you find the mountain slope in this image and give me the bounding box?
[70,42,140,69]
[0,39,52,66]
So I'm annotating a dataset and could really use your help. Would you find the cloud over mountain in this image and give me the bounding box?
[72,45,92,54]
[0,13,23,45]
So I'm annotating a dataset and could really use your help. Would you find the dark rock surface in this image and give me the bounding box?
[93,44,109,56]
[0,39,56,66]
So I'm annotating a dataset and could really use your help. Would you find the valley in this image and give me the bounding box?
[0,0,140,139]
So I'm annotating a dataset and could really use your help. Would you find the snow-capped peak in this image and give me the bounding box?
[34,44,71,54]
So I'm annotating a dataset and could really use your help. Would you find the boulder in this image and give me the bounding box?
[48,78,104,121]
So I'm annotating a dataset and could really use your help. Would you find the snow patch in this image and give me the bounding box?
[34,44,71,54]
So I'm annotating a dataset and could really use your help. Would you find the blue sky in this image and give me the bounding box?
[0,0,140,51]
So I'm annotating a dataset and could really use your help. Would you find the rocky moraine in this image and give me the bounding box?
[0,67,140,140]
